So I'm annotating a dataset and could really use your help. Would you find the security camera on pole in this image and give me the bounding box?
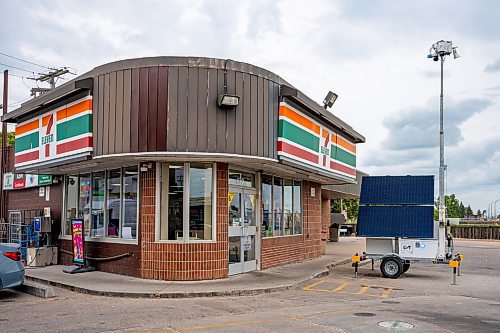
[427,40,459,259]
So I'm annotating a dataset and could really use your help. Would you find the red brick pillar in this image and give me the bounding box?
[320,190,331,255]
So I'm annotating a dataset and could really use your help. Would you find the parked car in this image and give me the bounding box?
[0,243,25,290]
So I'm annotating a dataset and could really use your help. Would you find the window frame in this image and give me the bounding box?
[155,162,217,243]
[60,165,140,245]
[262,174,303,238]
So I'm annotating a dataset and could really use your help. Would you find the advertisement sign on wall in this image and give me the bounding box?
[14,95,93,169]
[2,172,52,190]
[277,102,357,179]
[71,219,85,264]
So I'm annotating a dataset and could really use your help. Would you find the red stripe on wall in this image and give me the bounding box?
[278,140,319,164]
[330,161,356,176]
[56,137,93,155]
[15,151,39,164]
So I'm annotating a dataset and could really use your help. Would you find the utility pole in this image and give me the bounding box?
[34,67,70,89]
[1,70,8,223]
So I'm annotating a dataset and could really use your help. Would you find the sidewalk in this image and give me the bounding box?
[25,237,364,298]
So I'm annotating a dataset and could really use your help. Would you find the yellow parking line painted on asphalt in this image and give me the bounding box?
[381,287,394,299]
[332,282,350,293]
[356,285,371,295]
[302,279,327,291]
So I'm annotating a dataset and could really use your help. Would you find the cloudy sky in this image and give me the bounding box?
[1,0,499,212]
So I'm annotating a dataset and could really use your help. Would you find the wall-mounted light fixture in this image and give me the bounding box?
[217,59,240,108]
[323,91,338,109]
[217,94,239,107]
[140,163,152,172]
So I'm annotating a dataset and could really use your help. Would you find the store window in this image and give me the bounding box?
[262,175,273,237]
[64,167,139,240]
[65,176,78,235]
[158,162,215,242]
[262,174,302,238]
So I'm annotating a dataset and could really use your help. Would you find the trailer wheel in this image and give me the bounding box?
[380,257,403,278]
[403,262,411,273]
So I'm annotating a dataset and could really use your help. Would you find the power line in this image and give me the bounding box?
[0,62,39,75]
[0,52,55,70]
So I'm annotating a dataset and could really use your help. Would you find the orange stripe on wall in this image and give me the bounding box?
[56,99,92,121]
[337,136,356,154]
[15,119,38,136]
[279,105,320,135]
[42,115,51,127]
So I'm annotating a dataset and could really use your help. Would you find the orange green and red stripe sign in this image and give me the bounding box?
[278,102,356,179]
[15,95,93,168]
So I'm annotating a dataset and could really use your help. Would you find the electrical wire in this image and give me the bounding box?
[0,52,55,70]
[0,62,39,75]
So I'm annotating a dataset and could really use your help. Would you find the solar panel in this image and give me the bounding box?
[360,175,434,205]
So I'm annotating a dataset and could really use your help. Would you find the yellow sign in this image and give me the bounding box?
[352,255,361,263]
[459,254,464,261]
[228,192,235,207]
[449,260,459,268]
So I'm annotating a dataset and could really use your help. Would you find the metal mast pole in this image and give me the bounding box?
[438,55,445,226]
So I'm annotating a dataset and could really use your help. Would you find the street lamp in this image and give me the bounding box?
[427,40,459,229]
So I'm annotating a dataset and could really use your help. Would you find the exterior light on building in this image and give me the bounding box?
[323,91,338,109]
[217,94,240,108]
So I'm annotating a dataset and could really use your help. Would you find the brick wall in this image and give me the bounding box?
[261,181,324,269]
[59,239,141,276]
[139,162,229,281]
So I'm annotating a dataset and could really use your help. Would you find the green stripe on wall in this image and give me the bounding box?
[57,114,92,141]
[15,132,39,153]
[331,145,356,167]
[279,119,319,152]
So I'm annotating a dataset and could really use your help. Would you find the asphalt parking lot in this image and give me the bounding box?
[1,239,499,333]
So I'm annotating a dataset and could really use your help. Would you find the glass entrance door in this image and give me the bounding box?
[228,187,257,275]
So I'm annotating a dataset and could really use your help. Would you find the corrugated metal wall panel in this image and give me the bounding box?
[357,206,434,238]
[360,176,434,205]
[92,65,280,158]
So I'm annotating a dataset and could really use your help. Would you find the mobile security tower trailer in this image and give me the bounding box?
[356,175,455,278]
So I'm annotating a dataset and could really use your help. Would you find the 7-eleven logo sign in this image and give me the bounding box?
[320,128,330,167]
[41,113,55,159]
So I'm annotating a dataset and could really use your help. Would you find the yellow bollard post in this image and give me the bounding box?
[449,260,459,285]
[352,253,361,278]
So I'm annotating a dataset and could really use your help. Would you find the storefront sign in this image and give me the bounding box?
[71,219,85,264]
[277,102,357,179]
[14,95,93,169]
[2,172,52,190]
[243,236,252,251]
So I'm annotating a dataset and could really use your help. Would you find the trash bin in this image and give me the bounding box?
[329,223,339,242]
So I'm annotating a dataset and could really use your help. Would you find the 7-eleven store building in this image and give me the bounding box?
[2,57,365,281]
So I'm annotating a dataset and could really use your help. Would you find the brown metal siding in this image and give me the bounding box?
[93,65,280,159]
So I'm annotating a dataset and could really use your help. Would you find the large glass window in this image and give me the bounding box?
[189,163,213,240]
[273,177,283,236]
[262,175,273,237]
[262,174,302,238]
[106,169,121,238]
[293,181,302,234]
[158,162,215,242]
[64,167,138,240]
[65,175,78,235]
[78,174,91,237]
[122,167,138,239]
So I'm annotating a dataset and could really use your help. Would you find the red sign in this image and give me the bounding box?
[13,174,26,189]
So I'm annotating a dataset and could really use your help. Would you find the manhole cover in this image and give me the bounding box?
[382,301,401,304]
[378,321,414,329]
[353,312,376,317]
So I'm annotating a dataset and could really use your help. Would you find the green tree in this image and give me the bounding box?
[0,132,15,147]
[331,198,359,222]
[434,194,472,220]
[476,209,482,217]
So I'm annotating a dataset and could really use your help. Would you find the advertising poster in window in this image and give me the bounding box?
[71,219,85,264]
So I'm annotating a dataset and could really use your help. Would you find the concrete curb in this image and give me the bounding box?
[15,280,57,298]
[25,257,351,299]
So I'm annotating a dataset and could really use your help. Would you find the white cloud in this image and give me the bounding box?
[1,0,500,211]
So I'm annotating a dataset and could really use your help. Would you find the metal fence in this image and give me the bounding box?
[0,209,43,259]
